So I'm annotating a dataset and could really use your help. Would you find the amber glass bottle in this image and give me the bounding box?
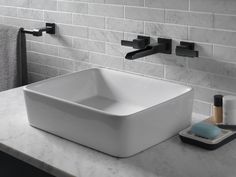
[213,95,223,124]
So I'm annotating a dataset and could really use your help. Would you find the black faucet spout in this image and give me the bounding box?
[125,38,172,60]
[125,44,163,60]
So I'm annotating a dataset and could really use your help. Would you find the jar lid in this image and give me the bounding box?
[214,95,223,107]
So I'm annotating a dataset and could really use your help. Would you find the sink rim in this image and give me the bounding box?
[24,67,193,117]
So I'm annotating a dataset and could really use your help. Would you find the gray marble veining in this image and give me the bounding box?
[0,88,236,177]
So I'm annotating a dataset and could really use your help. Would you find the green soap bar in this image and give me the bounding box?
[191,122,221,139]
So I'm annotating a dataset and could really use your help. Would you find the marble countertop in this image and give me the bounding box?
[1,88,236,177]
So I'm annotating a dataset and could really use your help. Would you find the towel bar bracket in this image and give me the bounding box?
[45,23,56,35]
[22,23,56,37]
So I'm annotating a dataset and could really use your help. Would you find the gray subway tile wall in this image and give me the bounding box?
[0,0,236,116]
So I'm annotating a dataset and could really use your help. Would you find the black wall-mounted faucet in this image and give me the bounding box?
[125,38,172,60]
[176,41,199,57]
[121,35,150,49]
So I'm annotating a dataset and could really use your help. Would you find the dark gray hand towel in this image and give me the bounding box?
[0,24,28,91]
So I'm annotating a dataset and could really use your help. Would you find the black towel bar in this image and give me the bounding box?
[22,23,56,37]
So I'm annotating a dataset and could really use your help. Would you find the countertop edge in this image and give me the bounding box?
[0,142,74,177]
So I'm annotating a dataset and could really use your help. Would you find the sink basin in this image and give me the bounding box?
[24,68,194,157]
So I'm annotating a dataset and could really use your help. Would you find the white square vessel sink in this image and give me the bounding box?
[24,68,193,157]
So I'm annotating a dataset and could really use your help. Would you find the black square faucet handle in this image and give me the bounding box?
[121,35,150,49]
[176,41,199,57]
